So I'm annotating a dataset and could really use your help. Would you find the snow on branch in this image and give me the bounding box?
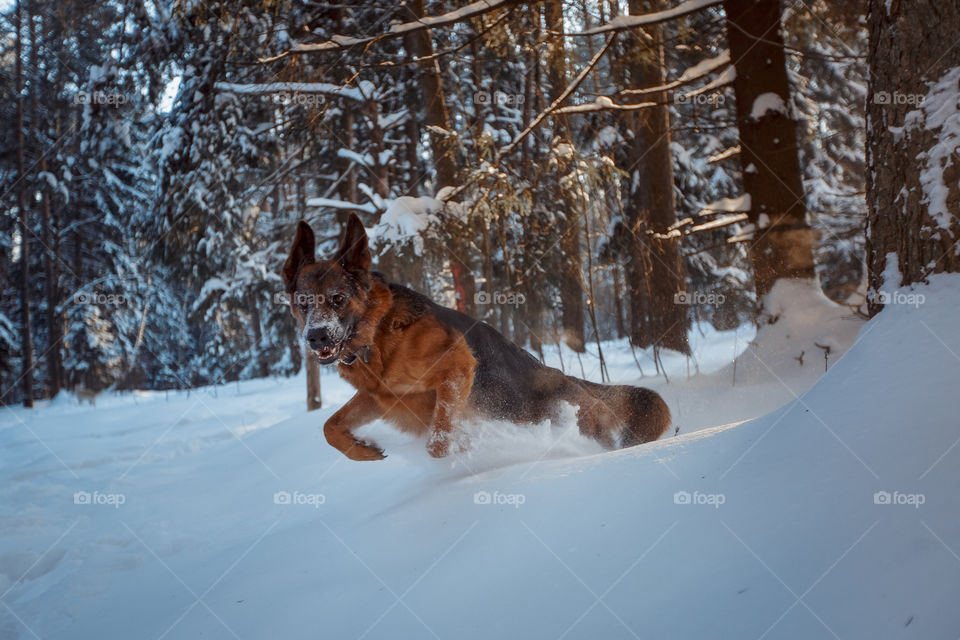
[575,0,723,37]
[708,145,740,164]
[305,197,379,214]
[683,65,736,99]
[622,50,730,96]
[266,0,518,60]
[697,194,752,217]
[555,50,731,115]
[552,96,658,115]
[654,212,750,239]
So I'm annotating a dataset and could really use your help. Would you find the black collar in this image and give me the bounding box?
[339,345,371,366]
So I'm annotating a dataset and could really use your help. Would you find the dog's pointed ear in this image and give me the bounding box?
[333,213,371,272]
[283,221,316,292]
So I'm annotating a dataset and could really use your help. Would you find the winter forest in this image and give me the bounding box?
[1,0,915,402]
[2,0,960,638]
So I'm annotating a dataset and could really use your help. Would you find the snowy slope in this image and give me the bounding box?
[1,276,959,640]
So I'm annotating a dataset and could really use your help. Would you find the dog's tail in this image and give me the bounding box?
[564,377,671,448]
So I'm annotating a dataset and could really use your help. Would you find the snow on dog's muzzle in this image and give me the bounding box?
[306,326,344,364]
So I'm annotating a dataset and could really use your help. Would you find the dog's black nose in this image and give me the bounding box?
[307,327,333,350]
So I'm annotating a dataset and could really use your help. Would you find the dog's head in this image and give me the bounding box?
[282,214,373,365]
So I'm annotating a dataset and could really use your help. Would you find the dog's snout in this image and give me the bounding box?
[307,327,333,350]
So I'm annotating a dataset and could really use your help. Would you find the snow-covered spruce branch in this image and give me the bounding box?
[262,0,521,61]
[574,0,724,37]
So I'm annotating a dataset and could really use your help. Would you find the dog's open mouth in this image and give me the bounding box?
[314,344,343,365]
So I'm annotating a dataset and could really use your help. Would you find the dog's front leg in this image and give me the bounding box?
[426,373,473,459]
[323,392,386,461]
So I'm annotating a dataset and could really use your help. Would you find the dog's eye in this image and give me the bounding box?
[329,293,345,307]
[297,301,309,314]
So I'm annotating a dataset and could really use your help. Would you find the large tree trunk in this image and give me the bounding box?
[622,0,690,355]
[401,0,476,317]
[725,0,816,298]
[866,0,960,312]
[15,0,34,407]
[544,0,586,352]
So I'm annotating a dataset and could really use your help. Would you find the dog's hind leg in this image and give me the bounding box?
[619,386,671,447]
[323,391,387,461]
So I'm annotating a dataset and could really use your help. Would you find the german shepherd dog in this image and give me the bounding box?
[283,214,670,460]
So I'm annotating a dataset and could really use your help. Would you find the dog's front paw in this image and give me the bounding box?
[345,440,387,461]
[426,430,450,458]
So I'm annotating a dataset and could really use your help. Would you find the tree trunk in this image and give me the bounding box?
[612,265,626,339]
[15,0,34,407]
[401,0,476,316]
[40,156,61,398]
[305,346,322,411]
[866,0,960,312]
[544,0,586,352]
[623,0,690,355]
[28,10,61,398]
[725,0,816,298]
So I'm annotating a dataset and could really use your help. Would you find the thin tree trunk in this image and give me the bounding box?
[15,0,34,407]
[725,0,816,298]
[39,156,61,398]
[544,0,586,352]
[612,264,626,339]
[866,0,960,310]
[305,346,322,411]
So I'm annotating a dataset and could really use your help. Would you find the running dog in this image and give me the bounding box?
[283,214,670,460]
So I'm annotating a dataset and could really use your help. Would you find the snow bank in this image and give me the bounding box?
[723,278,863,385]
[2,276,958,639]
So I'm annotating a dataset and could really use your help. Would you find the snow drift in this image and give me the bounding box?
[1,276,958,639]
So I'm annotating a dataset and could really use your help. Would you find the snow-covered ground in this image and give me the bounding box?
[1,276,958,639]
